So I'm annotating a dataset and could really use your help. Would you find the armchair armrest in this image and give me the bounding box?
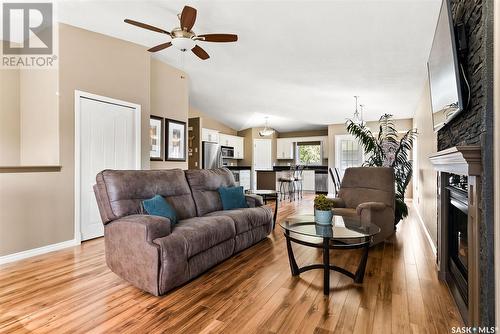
[356,202,387,216]
[245,194,264,207]
[329,197,346,208]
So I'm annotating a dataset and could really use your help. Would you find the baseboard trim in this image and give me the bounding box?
[414,205,437,255]
[0,239,81,265]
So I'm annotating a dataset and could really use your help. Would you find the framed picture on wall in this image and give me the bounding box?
[149,116,163,161]
[165,118,186,161]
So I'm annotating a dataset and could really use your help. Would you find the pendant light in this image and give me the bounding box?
[353,96,361,124]
[258,117,274,137]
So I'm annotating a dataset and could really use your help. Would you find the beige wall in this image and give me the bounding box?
[278,129,328,138]
[0,67,58,166]
[237,128,279,167]
[0,69,20,166]
[19,69,59,166]
[327,118,413,196]
[412,82,437,245]
[150,59,188,170]
[189,107,237,136]
[0,24,187,256]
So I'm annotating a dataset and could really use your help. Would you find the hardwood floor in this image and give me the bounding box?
[0,195,463,333]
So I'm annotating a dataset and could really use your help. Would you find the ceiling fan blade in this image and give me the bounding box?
[180,6,197,31]
[191,45,209,60]
[147,42,172,52]
[124,19,171,35]
[198,34,238,42]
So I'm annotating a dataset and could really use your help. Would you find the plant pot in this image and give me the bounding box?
[314,209,333,225]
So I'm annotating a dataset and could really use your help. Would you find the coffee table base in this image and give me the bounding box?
[284,231,370,295]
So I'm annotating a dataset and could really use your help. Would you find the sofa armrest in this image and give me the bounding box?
[113,214,172,242]
[103,214,171,296]
[330,197,346,208]
[356,202,387,216]
[245,194,264,207]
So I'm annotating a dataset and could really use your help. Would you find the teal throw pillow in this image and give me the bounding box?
[142,195,177,224]
[218,186,248,210]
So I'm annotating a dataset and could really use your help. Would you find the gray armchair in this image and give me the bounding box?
[330,167,395,245]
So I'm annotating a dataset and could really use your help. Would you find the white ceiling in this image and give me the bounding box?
[58,0,441,132]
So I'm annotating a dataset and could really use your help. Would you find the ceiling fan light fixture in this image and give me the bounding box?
[171,37,196,51]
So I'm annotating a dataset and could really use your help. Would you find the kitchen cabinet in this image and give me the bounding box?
[202,128,219,143]
[276,138,294,159]
[301,170,315,191]
[219,133,244,159]
[219,133,231,147]
[233,136,244,159]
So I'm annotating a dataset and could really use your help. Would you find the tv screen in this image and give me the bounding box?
[427,0,463,131]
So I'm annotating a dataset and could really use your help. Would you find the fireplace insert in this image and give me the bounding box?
[446,174,469,316]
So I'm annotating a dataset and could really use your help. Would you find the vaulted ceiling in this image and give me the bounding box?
[59,0,441,132]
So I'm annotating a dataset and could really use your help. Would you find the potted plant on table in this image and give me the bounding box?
[314,194,334,225]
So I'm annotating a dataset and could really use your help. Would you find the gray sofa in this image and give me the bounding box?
[93,167,273,296]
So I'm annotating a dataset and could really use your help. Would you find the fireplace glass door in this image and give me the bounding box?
[448,187,469,304]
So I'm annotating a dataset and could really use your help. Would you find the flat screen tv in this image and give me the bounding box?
[427,0,464,131]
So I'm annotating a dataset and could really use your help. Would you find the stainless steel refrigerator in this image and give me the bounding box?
[202,141,223,169]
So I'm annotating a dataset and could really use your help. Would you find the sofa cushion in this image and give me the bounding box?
[218,186,248,210]
[95,169,197,223]
[143,195,177,224]
[205,206,273,235]
[184,168,236,216]
[173,215,236,257]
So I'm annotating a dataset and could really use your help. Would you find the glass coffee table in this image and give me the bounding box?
[279,214,380,295]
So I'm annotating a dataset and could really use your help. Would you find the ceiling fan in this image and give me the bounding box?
[124,5,238,60]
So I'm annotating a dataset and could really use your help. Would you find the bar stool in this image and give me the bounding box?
[294,165,304,199]
[278,168,295,201]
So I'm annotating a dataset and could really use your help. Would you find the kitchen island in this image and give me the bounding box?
[256,166,328,193]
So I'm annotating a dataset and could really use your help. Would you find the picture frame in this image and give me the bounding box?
[165,118,187,161]
[149,116,163,161]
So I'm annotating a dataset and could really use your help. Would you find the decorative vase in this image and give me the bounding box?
[314,209,333,225]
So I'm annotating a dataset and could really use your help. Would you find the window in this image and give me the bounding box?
[335,135,364,176]
[296,141,322,165]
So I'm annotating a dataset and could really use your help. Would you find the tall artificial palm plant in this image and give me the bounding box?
[346,114,417,225]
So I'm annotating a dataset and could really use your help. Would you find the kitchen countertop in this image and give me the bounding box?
[224,165,251,170]
[271,166,328,172]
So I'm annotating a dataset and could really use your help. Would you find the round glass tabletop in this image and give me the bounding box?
[279,214,381,240]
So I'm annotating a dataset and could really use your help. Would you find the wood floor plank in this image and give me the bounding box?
[0,197,463,333]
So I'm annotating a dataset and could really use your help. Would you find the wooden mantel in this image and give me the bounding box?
[429,145,482,326]
[429,145,482,176]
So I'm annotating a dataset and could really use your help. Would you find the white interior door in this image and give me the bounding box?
[78,94,140,241]
[253,139,272,170]
[252,139,272,190]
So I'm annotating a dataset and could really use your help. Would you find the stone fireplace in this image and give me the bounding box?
[429,146,482,326]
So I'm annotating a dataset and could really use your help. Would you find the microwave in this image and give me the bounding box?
[221,146,234,159]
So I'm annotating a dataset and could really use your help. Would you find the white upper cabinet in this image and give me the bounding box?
[215,132,245,159]
[276,138,294,159]
[233,136,244,159]
[219,133,231,147]
[202,128,219,143]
